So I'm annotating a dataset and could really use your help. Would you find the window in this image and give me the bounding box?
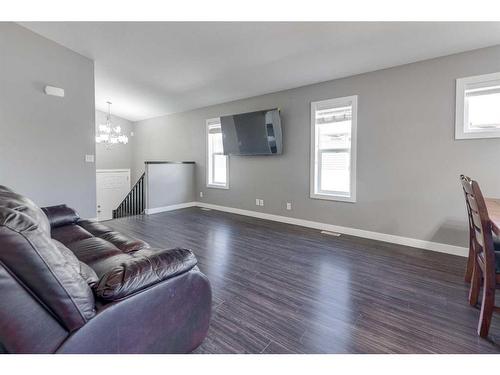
[455,72,500,139]
[206,118,229,189]
[310,95,357,202]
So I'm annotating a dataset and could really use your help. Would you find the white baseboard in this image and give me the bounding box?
[145,200,468,257]
[144,202,197,215]
[194,202,468,257]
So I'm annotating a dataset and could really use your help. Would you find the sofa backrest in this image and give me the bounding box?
[0,185,51,236]
[0,186,96,347]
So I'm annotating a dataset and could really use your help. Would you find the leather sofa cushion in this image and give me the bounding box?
[0,185,50,236]
[80,262,99,288]
[53,239,99,287]
[42,205,80,228]
[77,220,114,237]
[66,237,130,276]
[78,220,150,252]
[51,224,94,245]
[94,248,197,301]
[53,239,80,270]
[99,231,150,253]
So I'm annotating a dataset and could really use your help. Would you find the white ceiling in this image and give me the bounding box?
[20,22,500,122]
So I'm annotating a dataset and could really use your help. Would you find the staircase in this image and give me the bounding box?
[113,172,145,219]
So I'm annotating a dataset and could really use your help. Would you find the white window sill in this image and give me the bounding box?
[207,184,229,190]
[310,192,356,203]
[455,130,500,140]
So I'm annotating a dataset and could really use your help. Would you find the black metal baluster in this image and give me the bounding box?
[130,189,133,215]
[140,177,143,213]
[134,184,139,215]
[134,184,137,214]
[137,177,141,214]
[111,172,145,219]
[136,181,139,215]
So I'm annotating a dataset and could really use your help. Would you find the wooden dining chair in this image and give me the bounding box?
[460,176,500,337]
[460,175,475,282]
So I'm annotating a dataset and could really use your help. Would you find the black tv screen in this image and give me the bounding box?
[220,108,282,155]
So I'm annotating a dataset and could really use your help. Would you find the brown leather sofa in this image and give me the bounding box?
[0,185,211,353]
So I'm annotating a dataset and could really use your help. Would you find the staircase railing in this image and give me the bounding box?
[113,172,145,219]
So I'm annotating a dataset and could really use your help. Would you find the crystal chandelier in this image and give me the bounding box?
[95,101,129,144]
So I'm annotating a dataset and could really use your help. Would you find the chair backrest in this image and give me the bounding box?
[460,175,474,245]
[460,176,496,273]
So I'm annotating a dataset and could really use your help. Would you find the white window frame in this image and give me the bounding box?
[455,71,500,140]
[310,95,357,203]
[206,118,229,189]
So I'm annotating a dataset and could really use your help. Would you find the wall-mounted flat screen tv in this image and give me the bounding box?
[220,108,282,155]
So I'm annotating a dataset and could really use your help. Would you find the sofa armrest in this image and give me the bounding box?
[56,268,212,353]
[94,248,197,301]
[41,205,80,228]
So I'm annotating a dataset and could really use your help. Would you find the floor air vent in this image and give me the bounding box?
[320,230,341,237]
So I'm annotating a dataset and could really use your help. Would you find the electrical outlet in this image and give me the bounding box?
[199,191,203,198]
[256,198,260,206]
[259,199,264,206]
[85,154,94,163]
[286,202,292,210]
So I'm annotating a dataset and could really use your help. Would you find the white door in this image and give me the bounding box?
[96,169,130,221]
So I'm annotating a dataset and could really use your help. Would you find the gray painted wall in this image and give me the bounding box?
[131,114,199,183]
[133,45,500,248]
[0,23,96,218]
[95,109,134,172]
[146,163,195,210]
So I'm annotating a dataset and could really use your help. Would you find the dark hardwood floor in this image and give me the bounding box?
[105,207,500,353]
